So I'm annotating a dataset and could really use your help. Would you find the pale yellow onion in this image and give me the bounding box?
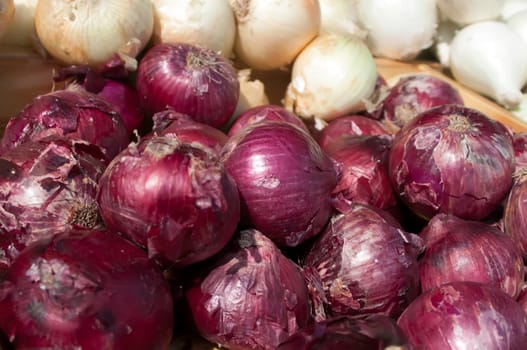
[151,0,235,58]
[284,33,377,122]
[230,0,320,70]
[437,0,505,25]
[34,0,154,70]
[0,0,14,41]
[0,0,37,47]
[318,0,366,38]
[232,68,269,118]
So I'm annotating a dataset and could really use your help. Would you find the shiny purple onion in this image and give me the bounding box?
[303,203,423,319]
[185,229,312,350]
[136,42,239,129]
[419,213,524,299]
[397,281,527,349]
[317,115,390,150]
[227,104,309,137]
[0,228,174,349]
[0,87,130,161]
[97,135,240,268]
[221,121,338,247]
[381,74,464,132]
[388,104,515,221]
[503,174,527,257]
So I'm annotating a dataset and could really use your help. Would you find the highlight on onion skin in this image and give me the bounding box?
[97,135,240,268]
[0,137,106,270]
[303,203,423,320]
[397,281,527,349]
[185,229,312,350]
[419,213,524,299]
[136,42,240,129]
[388,104,515,221]
[221,121,338,247]
[0,87,130,162]
[503,173,527,257]
[381,74,464,133]
[0,229,174,350]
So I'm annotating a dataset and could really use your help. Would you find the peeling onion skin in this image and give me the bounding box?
[0,88,130,161]
[136,42,240,129]
[0,137,106,271]
[303,203,423,320]
[388,104,515,221]
[397,281,527,350]
[503,174,527,258]
[0,229,174,349]
[185,229,312,350]
[221,121,338,247]
[419,214,524,299]
[97,136,240,268]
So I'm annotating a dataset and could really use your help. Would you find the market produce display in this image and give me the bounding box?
[2,0,527,349]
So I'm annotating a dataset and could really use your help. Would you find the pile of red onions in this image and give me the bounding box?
[136,42,239,129]
[388,104,515,221]
[97,135,240,268]
[397,281,527,348]
[221,121,338,247]
[0,228,174,349]
[0,87,130,161]
[185,229,312,350]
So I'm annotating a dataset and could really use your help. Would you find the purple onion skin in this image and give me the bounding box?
[381,74,464,132]
[278,315,410,350]
[185,229,312,350]
[0,137,106,269]
[0,229,174,349]
[324,135,399,216]
[97,135,240,268]
[419,213,524,299]
[397,281,527,349]
[517,284,527,315]
[303,203,423,319]
[136,43,240,129]
[149,109,228,155]
[317,115,390,150]
[513,132,527,170]
[97,80,145,133]
[227,104,309,137]
[221,121,338,247]
[503,174,527,257]
[388,104,515,221]
[0,88,130,161]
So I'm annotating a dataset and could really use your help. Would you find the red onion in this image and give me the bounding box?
[97,135,240,268]
[221,121,338,247]
[0,228,174,349]
[0,87,130,161]
[503,173,527,257]
[185,229,312,350]
[362,74,390,121]
[227,104,309,137]
[149,109,228,155]
[323,135,399,216]
[303,203,423,319]
[419,213,524,299]
[136,42,239,129]
[517,284,527,315]
[0,137,106,269]
[317,115,390,150]
[278,315,410,350]
[388,104,515,221]
[513,132,527,170]
[397,281,527,349]
[381,74,464,132]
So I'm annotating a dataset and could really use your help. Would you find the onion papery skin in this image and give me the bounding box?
[0,229,174,349]
[419,213,524,299]
[397,281,527,349]
[221,121,338,247]
[503,174,527,257]
[0,88,130,161]
[97,136,240,268]
[277,314,409,349]
[317,114,390,150]
[185,229,312,350]
[381,74,464,133]
[227,104,309,138]
[388,104,515,221]
[149,109,228,155]
[323,135,399,216]
[303,203,423,319]
[136,43,239,129]
[513,132,527,171]
[0,137,106,270]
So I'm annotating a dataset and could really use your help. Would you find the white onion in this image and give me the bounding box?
[318,0,365,38]
[437,0,505,25]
